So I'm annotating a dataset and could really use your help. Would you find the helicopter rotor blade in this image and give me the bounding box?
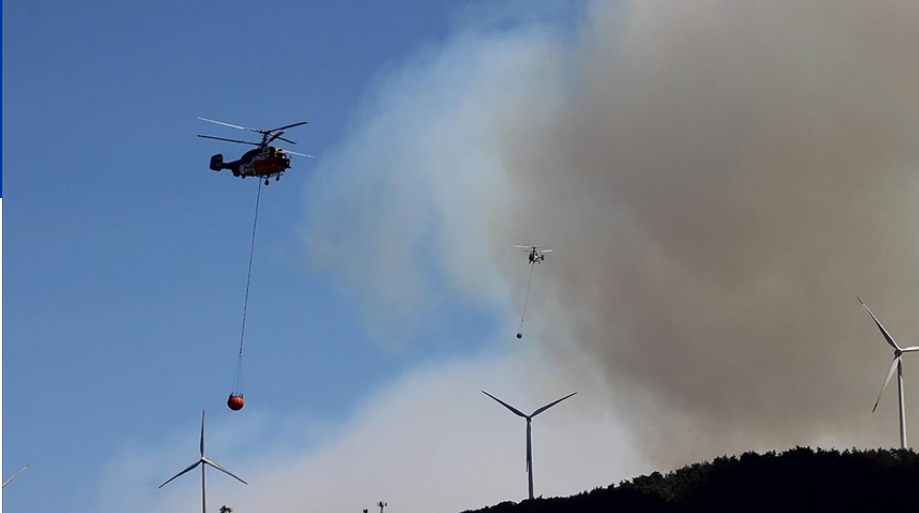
[283,150,315,158]
[198,117,253,131]
[201,117,307,134]
[267,132,301,146]
[198,135,261,146]
[199,116,292,138]
[266,121,308,133]
[274,135,298,145]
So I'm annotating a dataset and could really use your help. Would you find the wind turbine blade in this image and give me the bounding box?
[202,457,248,485]
[482,391,527,418]
[200,410,205,457]
[873,357,900,412]
[900,346,919,352]
[158,460,202,488]
[858,297,903,351]
[2,462,32,488]
[531,392,577,417]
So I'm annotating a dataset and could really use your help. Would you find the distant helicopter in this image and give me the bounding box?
[514,244,553,339]
[515,245,553,264]
[198,117,313,185]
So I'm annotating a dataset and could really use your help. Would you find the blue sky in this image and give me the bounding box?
[7,1,919,512]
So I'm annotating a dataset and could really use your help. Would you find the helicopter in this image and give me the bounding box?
[515,245,553,264]
[198,117,313,185]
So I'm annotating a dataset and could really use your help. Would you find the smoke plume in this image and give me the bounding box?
[305,0,919,467]
[498,0,919,463]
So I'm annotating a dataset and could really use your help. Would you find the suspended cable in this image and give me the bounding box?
[517,262,536,339]
[229,180,262,411]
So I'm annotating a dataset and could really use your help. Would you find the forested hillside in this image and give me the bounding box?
[465,447,919,512]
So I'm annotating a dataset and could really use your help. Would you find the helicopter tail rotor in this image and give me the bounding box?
[209,154,225,171]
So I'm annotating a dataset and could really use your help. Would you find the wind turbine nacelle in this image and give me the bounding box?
[209,154,224,171]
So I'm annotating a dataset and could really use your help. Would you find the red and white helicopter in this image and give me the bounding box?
[515,245,553,264]
[198,117,313,185]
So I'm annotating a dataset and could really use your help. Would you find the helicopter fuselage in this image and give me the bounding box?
[210,146,291,182]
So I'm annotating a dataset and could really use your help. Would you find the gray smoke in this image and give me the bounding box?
[304,0,919,469]
[496,0,919,463]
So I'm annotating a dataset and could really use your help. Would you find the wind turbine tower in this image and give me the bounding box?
[159,410,247,513]
[858,297,919,449]
[482,391,576,500]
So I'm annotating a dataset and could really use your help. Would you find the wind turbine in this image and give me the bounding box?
[159,410,247,513]
[482,391,576,501]
[858,297,919,449]
[2,462,32,488]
